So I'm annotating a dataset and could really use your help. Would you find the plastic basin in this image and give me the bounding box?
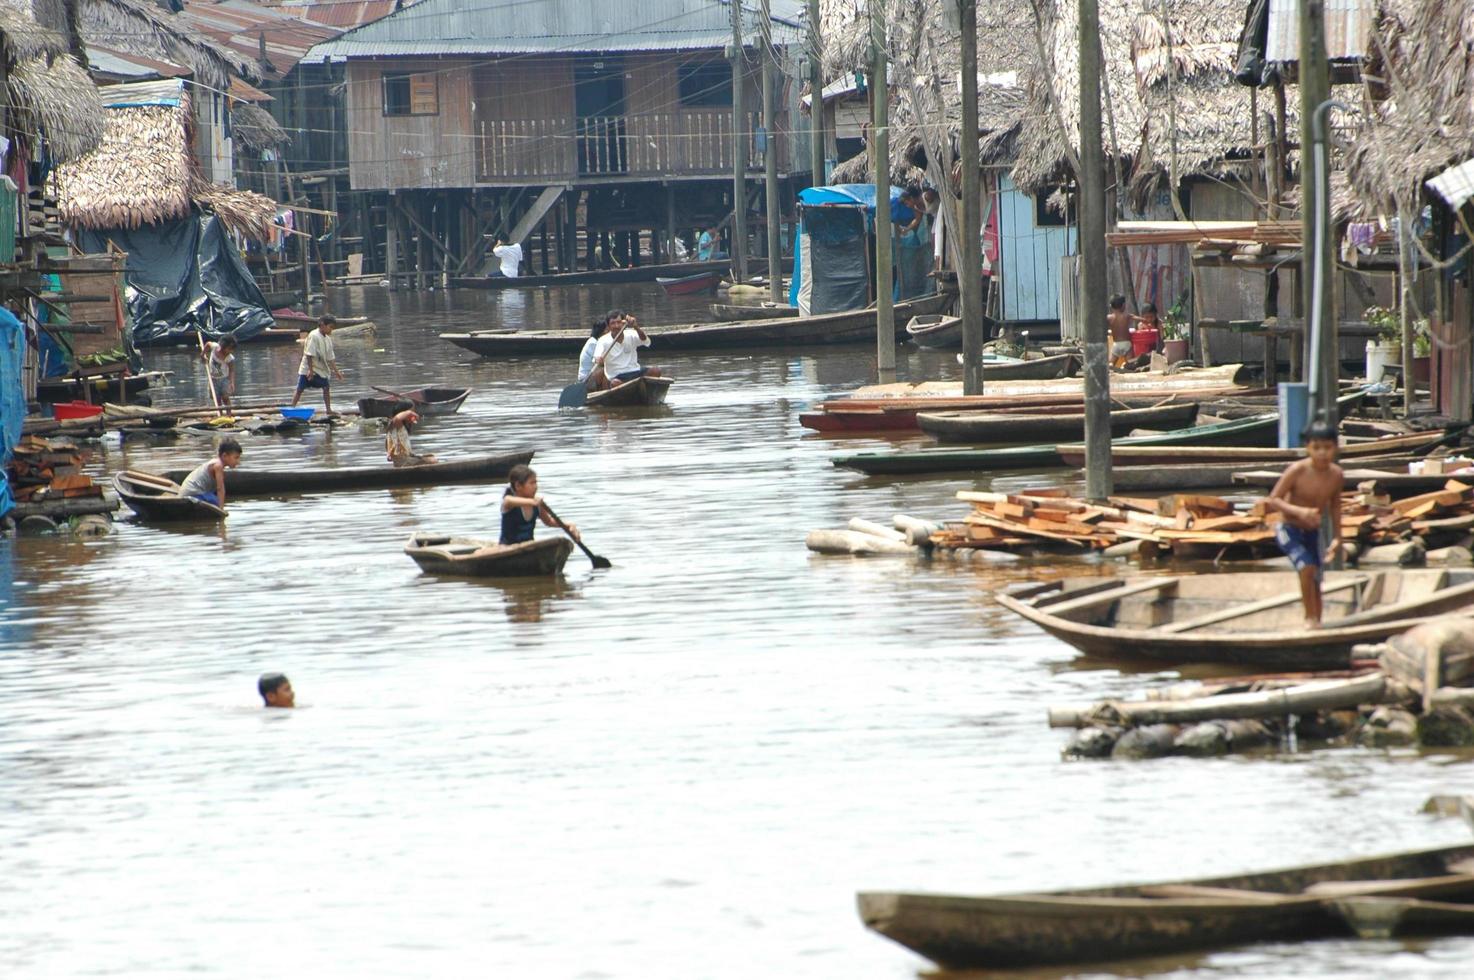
[279,406,316,421]
[1130,328,1160,357]
[52,401,104,420]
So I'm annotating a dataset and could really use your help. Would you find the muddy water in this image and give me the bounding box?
[1,284,1470,978]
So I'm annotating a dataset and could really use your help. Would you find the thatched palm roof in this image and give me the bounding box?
[54,90,276,240]
[231,103,290,152]
[1346,1,1474,219]
[0,0,106,162]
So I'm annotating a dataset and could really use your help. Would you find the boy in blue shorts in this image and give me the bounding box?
[1263,421,1344,627]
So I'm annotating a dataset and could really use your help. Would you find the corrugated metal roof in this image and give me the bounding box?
[178,0,344,79]
[87,45,191,81]
[303,0,803,62]
[1266,0,1373,63]
[280,0,404,30]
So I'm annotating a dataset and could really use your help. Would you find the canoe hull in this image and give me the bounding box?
[450,258,734,290]
[709,302,797,320]
[918,403,1198,444]
[161,450,534,497]
[859,843,1474,970]
[835,446,1062,475]
[113,471,226,522]
[405,535,573,577]
[358,387,471,419]
[586,376,672,408]
[440,293,952,356]
[658,272,722,295]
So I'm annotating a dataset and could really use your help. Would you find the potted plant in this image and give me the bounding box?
[1363,306,1402,382]
[1161,304,1190,364]
[1412,318,1431,386]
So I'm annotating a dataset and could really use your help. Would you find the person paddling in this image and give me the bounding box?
[500,464,579,545]
[592,312,662,387]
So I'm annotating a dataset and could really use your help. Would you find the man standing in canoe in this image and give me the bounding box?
[291,315,344,413]
[592,312,662,387]
[1262,421,1344,627]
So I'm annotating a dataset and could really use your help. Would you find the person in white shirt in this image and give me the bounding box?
[491,240,523,278]
[577,317,608,388]
[290,315,345,412]
[201,334,237,410]
[592,311,662,386]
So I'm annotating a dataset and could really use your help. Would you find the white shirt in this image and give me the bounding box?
[577,336,599,382]
[492,242,522,278]
[298,328,335,377]
[595,327,651,377]
[205,343,234,380]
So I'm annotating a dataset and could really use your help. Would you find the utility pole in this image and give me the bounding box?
[808,0,825,185]
[761,0,783,303]
[871,0,894,375]
[1078,0,1112,500]
[730,0,749,281]
[1299,0,1334,426]
[958,0,984,395]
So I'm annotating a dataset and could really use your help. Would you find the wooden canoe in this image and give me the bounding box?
[834,444,1065,475]
[404,534,573,577]
[162,450,533,497]
[113,470,227,522]
[357,386,471,419]
[1108,455,1426,493]
[1233,466,1474,497]
[858,842,1474,970]
[1057,429,1450,468]
[995,569,1474,668]
[917,403,1199,444]
[709,301,797,320]
[449,258,734,290]
[657,271,722,295]
[905,314,963,349]
[273,311,374,330]
[586,376,672,408]
[439,293,952,356]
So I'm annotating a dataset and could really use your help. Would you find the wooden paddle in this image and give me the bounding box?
[558,381,588,408]
[541,501,610,568]
[196,328,223,415]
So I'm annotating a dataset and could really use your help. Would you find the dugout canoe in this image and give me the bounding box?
[113,470,227,522]
[586,376,673,408]
[1107,455,1426,493]
[1056,428,1450,468]
[905,314,962,349]
[162,450,533,497]
[404,534,573,577]
[357,386,471,418]
[1232,466,1474,497]
[835,444,1064,475]
[995,568,1474,668]
[439,293,952,356]
[657,270,722,296]
[709,301,797,320]
[858,842,1474,971]
[917,402,1199,444]
[449,258,733,290]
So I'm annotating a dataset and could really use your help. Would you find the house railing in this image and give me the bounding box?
[476,110,786,182]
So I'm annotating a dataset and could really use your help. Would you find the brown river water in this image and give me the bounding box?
[2,284,1471,978]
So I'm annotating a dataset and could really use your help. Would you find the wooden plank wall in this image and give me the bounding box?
[346,60,474,190]
[473,57,576,180]
[996,173,1074,322]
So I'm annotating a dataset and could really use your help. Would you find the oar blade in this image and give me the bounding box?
[558,382,588,409]
[590,554,612,569]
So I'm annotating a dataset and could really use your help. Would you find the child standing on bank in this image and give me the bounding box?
[1107,295,1133,368]
[291,315,344,413]
[500,464,580,545]
[1263,421,1344,627]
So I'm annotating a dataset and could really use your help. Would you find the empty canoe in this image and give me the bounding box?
[859,842,1474,970]
[917,403,1199,443]
[358,386,471,418]
[657,271,723,295]
[113,470,227,521]
[586,376,673,408]
[905,314,963,349]
[995,568,1474,668]
[834,444,1064,475]
[162,450,534,497]
[404,534,573,577]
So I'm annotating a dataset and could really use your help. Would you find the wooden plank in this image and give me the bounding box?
[1156,577,1369,633]
[1042,577,1180,616]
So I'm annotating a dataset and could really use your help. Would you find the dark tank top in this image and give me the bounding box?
[500,488,537,544]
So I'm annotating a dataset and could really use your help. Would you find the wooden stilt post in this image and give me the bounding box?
[1079,0,1113,500]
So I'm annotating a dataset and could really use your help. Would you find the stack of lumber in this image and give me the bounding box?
[5,437,103,505]
[931,481,1474,561]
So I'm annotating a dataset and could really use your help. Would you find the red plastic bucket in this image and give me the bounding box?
[52,401,104,420]
[1130,328,1160,357]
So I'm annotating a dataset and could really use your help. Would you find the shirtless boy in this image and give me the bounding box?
[1107,295,1133,368]
[1263,421,1344,626]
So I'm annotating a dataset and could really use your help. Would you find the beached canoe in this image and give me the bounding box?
[1056,428,1450,468]
[858,842,1474,971]
[586,376,672,408]
[917,403,1199,443]
[357,386,471,419]
[113,470,227,522]
[162,450,533,497]
[404,534,573,577]
[995,568,1474,668]
[657,270,723,296]
[440,293,952,356]
[449,258,735,290]
[709,302,797,320]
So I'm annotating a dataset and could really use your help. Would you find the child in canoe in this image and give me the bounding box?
[500,464,579,545]
[1262,421,1344,627]
[385,409,437,467]
[178,437,242,508]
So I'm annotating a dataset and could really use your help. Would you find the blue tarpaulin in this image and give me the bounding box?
[0,306,26,518]
[791,184,931,314]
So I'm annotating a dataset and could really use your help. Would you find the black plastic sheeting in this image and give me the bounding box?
[79,214,275,348]
[801,206,870,314]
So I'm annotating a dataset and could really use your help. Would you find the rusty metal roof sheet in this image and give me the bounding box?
[177,0,344,78]
[303,0,803,62]
[1265,0,1374,63]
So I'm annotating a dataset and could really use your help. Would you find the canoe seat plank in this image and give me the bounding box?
[1156,577,1369,633]
[1303,872,1474,898]
[1137,884,1292,903]
[1042,577,1181,617]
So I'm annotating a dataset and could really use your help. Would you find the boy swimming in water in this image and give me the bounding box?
[258,673,295,708]
[1263,421,1344,627]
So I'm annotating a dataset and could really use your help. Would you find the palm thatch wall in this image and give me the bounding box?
[1347,1,1474,219]
[54,96,276,240]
